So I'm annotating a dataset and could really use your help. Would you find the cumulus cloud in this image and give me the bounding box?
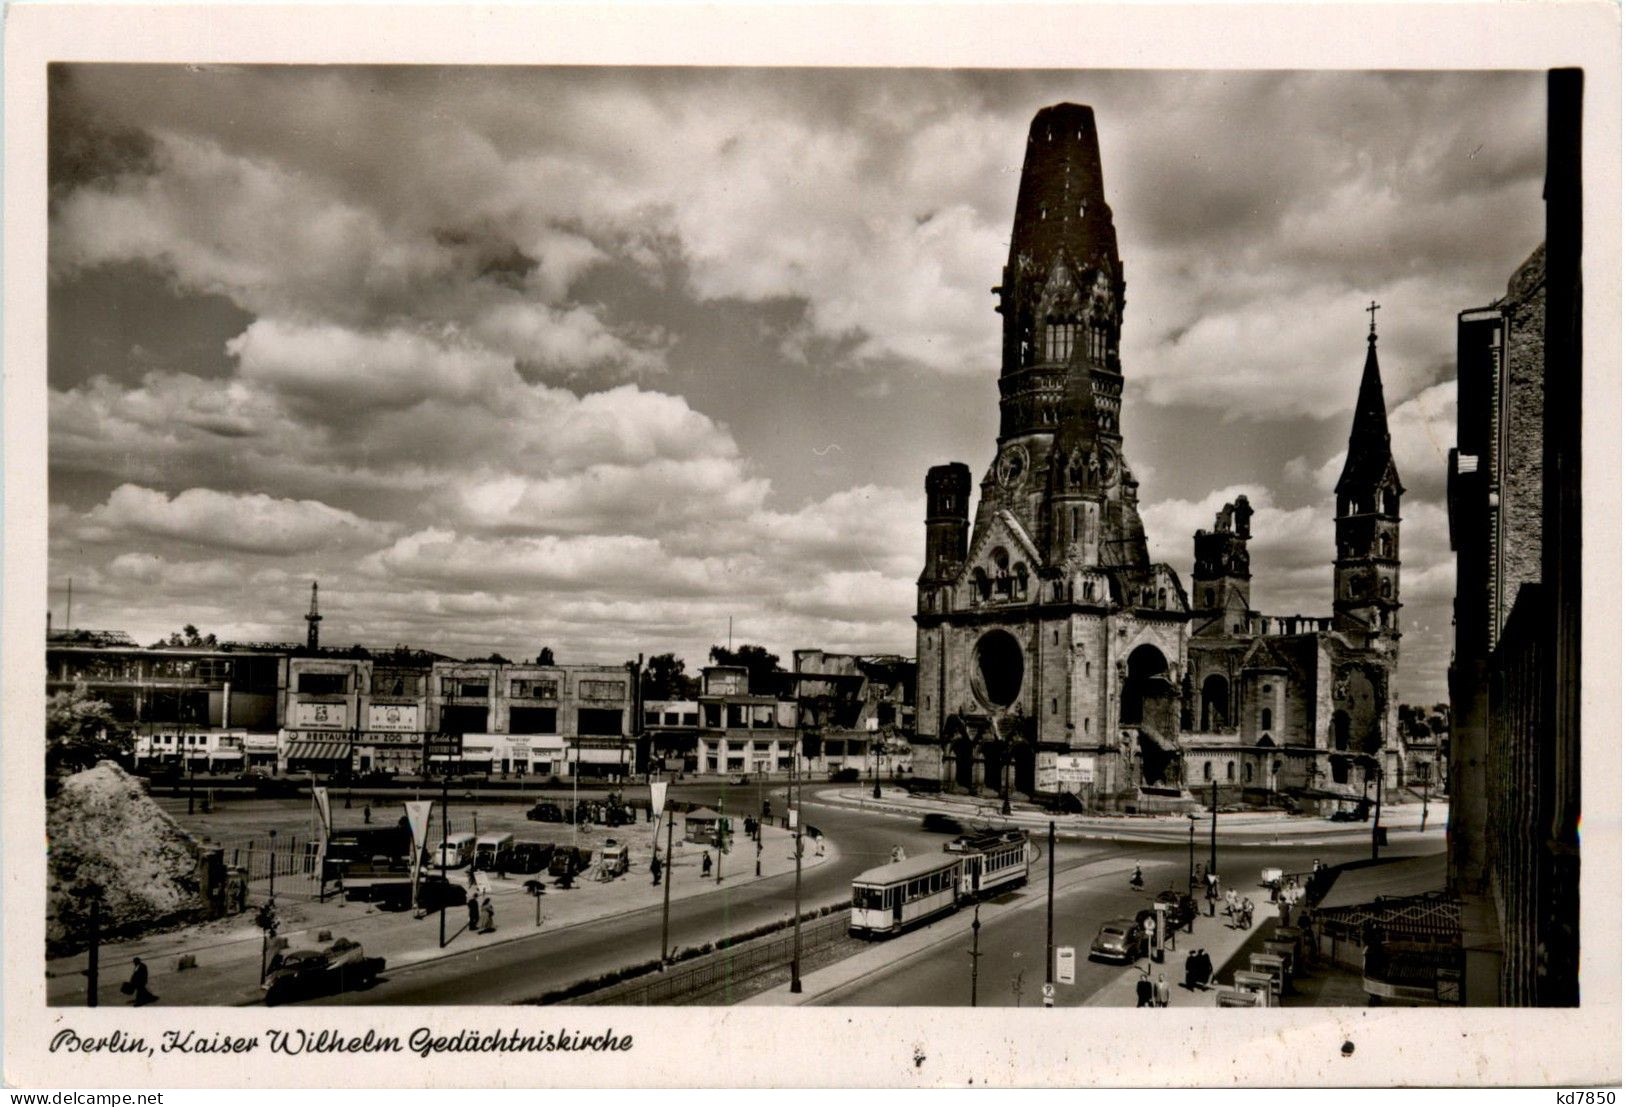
[82,484,385,555]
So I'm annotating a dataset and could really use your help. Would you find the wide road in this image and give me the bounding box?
[817,834,1444,1007]
[303,781,943,1005]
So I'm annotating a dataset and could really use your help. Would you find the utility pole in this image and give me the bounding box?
[1419,763,1430,833]
[1044,821,1055,1007]
[1371,761,1384,861]
[659,798,675,967]
[970,901,982,1007]
[1187,815,1196,894]
[790,742,803,993]
[439,767,449,947]
[1210,778,1219,876]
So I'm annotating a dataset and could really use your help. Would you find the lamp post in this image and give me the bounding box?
[872,735,882,800]
[1000,744,1012,817]
[267,828,277,900]
[1371,759,1384,861]
[790,733,804,994]
[969,901,982,1007]
[1419,762,1431,833]
[1186,814,1197,895]
[1044,820,1055,1007]
[438,762,449,948]
[1210,778,1219,877]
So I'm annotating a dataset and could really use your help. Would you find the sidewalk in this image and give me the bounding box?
[48,823,832,1007]
[820,786,1446,841]
[1082,897,1274,1008]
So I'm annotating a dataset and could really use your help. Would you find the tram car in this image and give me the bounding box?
[850,828,1031,938]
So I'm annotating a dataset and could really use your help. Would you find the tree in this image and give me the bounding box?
[708,643,783,694]
[485,652,512,664]
[150,625,217,648]
[641,653,699,700]
[536,646,555,665]
[47,683,133,776]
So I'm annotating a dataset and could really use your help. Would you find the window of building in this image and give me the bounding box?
[1051,698,1058,714]
[298,672,348,695]
[644,710,661,726]
[510,707,557,735]
[728,704,749,728]
[580,679,627,701]
[577,708,622,737]
[1244,763,1254,783]
[511,678,559,699]
[682,712,698,726]
[751,704,774,727]
[1261,707,1273,730]
[1227,762,1236,782]
[1203,762,1213,781]
[703,704,722,728]
[440,704,487,735]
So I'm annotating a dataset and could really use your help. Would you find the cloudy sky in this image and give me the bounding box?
[46,66,1547,704]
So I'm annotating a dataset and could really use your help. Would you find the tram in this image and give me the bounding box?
[849,827,1032,938]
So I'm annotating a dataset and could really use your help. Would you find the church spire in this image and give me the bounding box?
[1336,306,1398,497]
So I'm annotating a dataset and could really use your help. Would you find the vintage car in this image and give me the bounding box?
[262,940,385,1005]
[508,841,554,875]
[1089,918,1148,964]
[525,802,565,823]
[1154,889,1199,930]
[920,813,966,835]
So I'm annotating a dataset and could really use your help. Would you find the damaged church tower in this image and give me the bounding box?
[913,105,1189,806]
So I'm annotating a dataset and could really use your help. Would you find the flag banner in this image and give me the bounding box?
[404,800,434,903]
[312,787,332,841]
[650,781,668,814]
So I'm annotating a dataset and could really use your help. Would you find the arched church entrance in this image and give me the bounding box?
[1200,674,1230,731]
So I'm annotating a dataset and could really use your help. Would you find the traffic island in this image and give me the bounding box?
[45,823,834,1007]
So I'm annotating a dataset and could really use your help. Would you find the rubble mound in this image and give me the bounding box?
[48,761,206,954]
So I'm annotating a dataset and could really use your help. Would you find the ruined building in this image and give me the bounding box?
[911,103,1402,808]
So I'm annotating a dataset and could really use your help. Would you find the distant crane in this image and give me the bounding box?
[305,581,322,651]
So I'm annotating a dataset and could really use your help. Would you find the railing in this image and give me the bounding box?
[571,912,851,1005]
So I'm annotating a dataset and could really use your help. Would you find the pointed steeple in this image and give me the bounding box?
[1336,309,1400,497]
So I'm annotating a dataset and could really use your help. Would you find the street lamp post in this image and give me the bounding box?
[1210,778,1219,877]
[1186,814,1197,894]
[872,736,882,800]
[790,735,804,994]
[1044,821,1055,1007]
[969,901,982,1007]
[1371,760,1384,861]
[1000,745,1012,817]
[267,828,277,900]
[1419,763,1431,833]
[438,764,449,948]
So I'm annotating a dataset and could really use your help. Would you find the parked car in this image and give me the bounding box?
[509,841,554,875]
[263,940,385,1005]
[525,802,564,823]
[1155,889,1199,930]
[549,846,590,880]
[921,813,966,835]
[413,875,468,912]
[1089,917,1148,964]
[1329,807,1366,822]
[828,767,861,783]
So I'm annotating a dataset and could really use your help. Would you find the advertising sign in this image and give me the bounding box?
[1057,754,1096,785]
[367,704,420,732]
[1056,946,1076,985]
[293,702,348,730]
[403,801,433,902]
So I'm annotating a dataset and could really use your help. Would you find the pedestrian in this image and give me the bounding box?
[651,851,663,885]
[1135,973,1154,1008]
[1279,896,1292,926]
[1130,864,1144,889]
[1154,973,1170,1008]
[479,893,495,933]
[1182,949,1198,990]
[1197,949,1213,989]
[363,803,372,824]
[701,851,712,878]
[466,891,480,933]
[126,957,156,1006]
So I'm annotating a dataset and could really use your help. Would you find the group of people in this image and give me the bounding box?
[1134,971,1171,1008]
[465,889,495,934]
[1223,888,1255,929]
[1182,948,1215,990]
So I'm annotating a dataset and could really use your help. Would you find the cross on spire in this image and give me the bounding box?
[1366,299,1381,340]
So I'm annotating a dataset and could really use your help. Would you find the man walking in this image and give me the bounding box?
[1135,972,1154,1008]
[466,891,480,934]
[1154,973,1170,1008]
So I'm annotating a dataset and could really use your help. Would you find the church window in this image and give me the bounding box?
[1085,661,1091,676]
[1227,762,1236,782]
[1084,718,1089,733]
[1261,707,1273,730]
[1053,630,1059,644]
[1381,579,1392,598]
[1384,489,1399,514]
[1044,323,1079,361]
[1262,684,1272,694]
[1203,762,1213,782]
[1157,587,1167,607]
[1051,698,1058,715]
[1244,763,1254,783]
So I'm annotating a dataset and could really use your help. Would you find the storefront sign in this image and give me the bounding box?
[367,704,420,732]
[357,731,422,746]
[1056,946,1076,985]
[293,702,348,730]
[425,735,464,759]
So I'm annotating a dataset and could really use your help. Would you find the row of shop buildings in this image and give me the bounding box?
[46,632,915,781]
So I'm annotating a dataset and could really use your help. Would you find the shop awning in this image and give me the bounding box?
[283,740,351,761]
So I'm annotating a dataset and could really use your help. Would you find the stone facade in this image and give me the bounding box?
[912,103,1402,809]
